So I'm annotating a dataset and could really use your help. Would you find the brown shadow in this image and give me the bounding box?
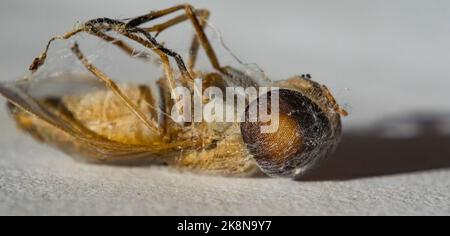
[300,114,450,181]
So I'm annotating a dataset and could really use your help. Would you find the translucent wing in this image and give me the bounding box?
[0,73,192,163]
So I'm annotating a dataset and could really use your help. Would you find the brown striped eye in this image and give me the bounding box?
[240,89,340,177]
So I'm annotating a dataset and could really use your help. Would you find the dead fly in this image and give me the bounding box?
[0,4,348,178]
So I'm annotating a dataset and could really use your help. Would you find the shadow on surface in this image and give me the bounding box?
[301,114,450,181]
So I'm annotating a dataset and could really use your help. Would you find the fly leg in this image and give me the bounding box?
[126,4,225,74]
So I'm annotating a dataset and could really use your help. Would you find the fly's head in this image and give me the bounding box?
[240,75,347,177]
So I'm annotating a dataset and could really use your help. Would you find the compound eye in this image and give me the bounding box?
[240,89,334,177]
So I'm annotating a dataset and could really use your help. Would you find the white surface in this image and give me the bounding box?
[1,115,449,216]
[0,0,450,215]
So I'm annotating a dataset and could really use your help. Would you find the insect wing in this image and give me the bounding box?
[0,74,187,162]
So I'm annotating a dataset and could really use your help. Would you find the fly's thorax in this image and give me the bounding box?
[172,122,260,176]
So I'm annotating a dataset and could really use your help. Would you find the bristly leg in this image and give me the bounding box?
[26,6,227,135]
[89,29,154,61]
[28,5,224,87]
[29,29,83,72]
[126,4,225,74]
[140,9,210,73]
